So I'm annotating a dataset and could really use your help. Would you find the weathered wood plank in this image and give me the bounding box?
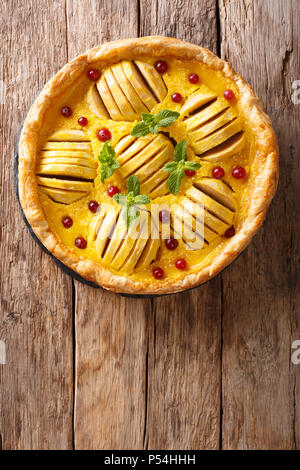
[74,289,149,449]
[0,0,73,450]
[140,0,221,450]
[219,0,300,449]
[66,0,149,450]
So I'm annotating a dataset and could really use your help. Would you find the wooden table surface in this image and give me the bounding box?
[0,0,299,450]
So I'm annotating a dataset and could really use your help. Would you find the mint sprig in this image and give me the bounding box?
[113,175,150,228]
[131,109,180,137]
[163,140,201,195]
[97,141,120,183]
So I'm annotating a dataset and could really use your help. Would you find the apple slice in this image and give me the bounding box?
[180,196,229,236]
[114,134,137,155]
[135,238,160,269]
[134,60,167,102]
[41,150,92,160]
[111,63,149,115]
[201,132,245,161]
[122,60,157,111]
[48,129,90,142]
[43,141,92,151]
[118,134,171,178]
[102,211,128,265]
[86,84,109,119]
[185,98,228,131]
[121,213,152,271]
[39,156,97,169]
[97,76,124,121]
[36,176,92,192]
[189,108,237,142]
[185,185,235,225]
[193,118,243,154]
[104,68,137,121]
[39,187,88,204]
[94,209,119,257]
[36,163,96,180]
[116,134,156,165]
[149,179,169,198]
[134,143,173,183]
[180,89,216,117]
[195,178,236,212]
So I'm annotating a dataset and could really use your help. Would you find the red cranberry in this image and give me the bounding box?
[212,166,225,179]
[62,216,73,228]
[175,258,187,270]
[224,227,235,238]
[232,166,246,179]
[159,210,170,223]
[87,69,100,81]
[171,93,183,103]
[97,128,111,142]
[88,200,99,213]
[153,267,164,279]
[154,60,168,73]
[75,237,87,249]
[107,186,120,198]
[185,169,196,177]
[224,89,235,100]
[189,73,199,84]
[78,116,88,126]
[165,238,178,251]
[61,106,72,117]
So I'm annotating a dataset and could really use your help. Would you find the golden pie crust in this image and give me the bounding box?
[18,37,279,294]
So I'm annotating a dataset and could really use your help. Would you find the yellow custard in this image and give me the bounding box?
[36,57,252,283]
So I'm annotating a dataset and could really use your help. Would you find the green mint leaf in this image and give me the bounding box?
[113,175,149,228]
[149,123,159,134]
[100,165,106,183]
[98,142,120,182]
[98,141,115,161]
[184,161,201,171]
[134,195,150,205]
[124,204,139,228]
[105,166,115,181]
[141,113,155,124]
[163,161,178,173]
[112,193,120,203]
[164,140,200,194]
[174,140,187,162]
[131,121,151,137]
[155,109,180,128]
[131,109,180,137]
[168,168,185,195]
[127,175,140,196]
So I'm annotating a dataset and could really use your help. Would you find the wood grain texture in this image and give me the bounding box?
[140,0,221,450]
[74,289,150,449]
[140,0,217,45]
[65,0,149,450]
[145,286,221,450]
[219,0,300,450]
[0,0,73,450]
